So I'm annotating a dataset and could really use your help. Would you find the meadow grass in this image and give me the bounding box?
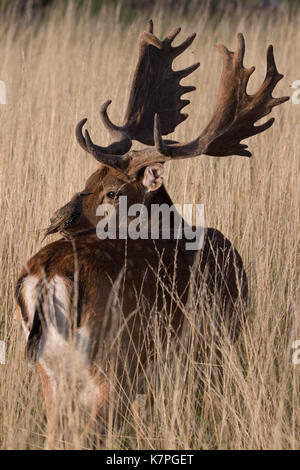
[0,1,299,449]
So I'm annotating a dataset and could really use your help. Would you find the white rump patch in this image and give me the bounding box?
[23,274,99,409]
[22,275,39,332]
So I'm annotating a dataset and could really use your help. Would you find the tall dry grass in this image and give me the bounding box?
[0,1,299,449]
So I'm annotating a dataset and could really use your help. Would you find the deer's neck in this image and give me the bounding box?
[150,184,174,206]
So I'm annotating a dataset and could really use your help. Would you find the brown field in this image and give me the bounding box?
[0,1,299,449]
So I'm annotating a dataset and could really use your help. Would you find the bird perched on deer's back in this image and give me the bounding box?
[42,191,92,241]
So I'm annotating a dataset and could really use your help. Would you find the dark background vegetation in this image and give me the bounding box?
[1,0,300,22]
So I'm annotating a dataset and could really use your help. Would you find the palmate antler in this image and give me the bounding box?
[76,19,199,159]
[122,20,199,144]
[76,24,288,172]
[154,33,289,159]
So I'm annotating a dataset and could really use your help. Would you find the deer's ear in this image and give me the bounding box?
[142,165,164,192]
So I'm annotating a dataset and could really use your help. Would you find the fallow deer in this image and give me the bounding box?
[15,21,288,447]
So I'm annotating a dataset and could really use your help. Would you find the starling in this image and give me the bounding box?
[42,191,92,241]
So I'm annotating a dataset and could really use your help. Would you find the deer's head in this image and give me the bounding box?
[75,159,165,230]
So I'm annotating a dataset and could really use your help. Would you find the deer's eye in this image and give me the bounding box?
[106,191,119,200]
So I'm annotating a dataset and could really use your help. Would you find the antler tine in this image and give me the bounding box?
[166,27,181,44]
[75,118,89,152]
[216,33,245,64]
[140,30,162,49]
[99,100,132,155]
[153,114,195,159]
[128,113,191,171]
[215,33,256,94]
[255,45,287,108]
[75,102,132,163]
[100,100,120,132]
[147,19,153,33]
[153,114,172,157]
[174,63,200,81]
[75,118,129,170]
[236,32,245,64]
[154,33,289,159]
[171,33,197,58]
[84,128,128,170]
